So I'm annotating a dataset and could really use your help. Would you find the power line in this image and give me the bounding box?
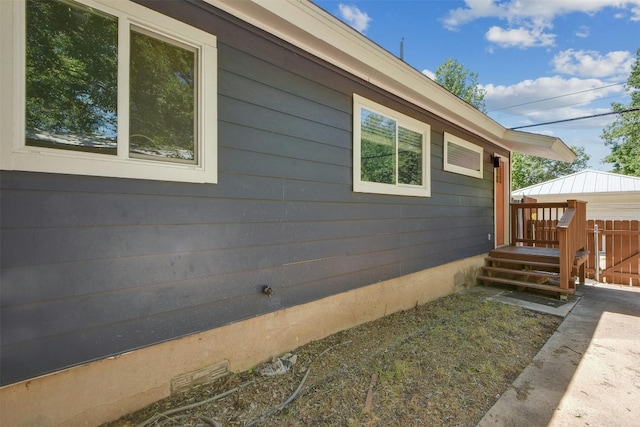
[509,108,640,130]
[488,82,625,113]
[499,93,628,116]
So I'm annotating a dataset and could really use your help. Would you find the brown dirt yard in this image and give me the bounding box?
[104,287,563,427]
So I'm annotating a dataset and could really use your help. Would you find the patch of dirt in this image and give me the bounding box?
[514,381,532,401]
[104,290,562,427]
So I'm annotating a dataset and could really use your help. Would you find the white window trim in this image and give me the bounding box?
[0,0,218,183]
[353,94,431,197]
[443,132,483,179]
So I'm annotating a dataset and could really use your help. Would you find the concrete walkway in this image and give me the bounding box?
[477,282,640,427]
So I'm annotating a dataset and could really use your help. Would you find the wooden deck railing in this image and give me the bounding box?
[510,202,569,247]
[557,200,587,291]
[510,200,588,291]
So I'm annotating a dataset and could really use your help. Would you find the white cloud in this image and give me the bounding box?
[483,76,626,125]
[442,0,640,48]
[337,4,371,33]
[483,75,629,169]
[485,25,555,48]
[575,25,590,38]
[444,0,640,29]
[442,0,506,30]
[552,49,635,78]
[422,69,436,80]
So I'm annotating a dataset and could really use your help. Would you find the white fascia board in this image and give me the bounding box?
[206,0,571,161]
[503,130,576,162]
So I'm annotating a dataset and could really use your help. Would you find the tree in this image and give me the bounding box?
[26,0,197,160]
[432,58,590,188]
[360,111,396,184]
[601,48,640,176]
[511,146,590,190]
[434,58,487,113]
[129,29,196,159]
[26,0,118,143]
[359,110,423,186]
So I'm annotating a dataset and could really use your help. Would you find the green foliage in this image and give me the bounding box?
[129,30,196,160]
[435,58,487,113]
[26,0,197,160]
[361,138,396,184]
[26,0,118,139]
[361,111,396,184]
[511,146,590,190]
[601,48,640,177]
[398,127,423,185]
[359,111,423,186]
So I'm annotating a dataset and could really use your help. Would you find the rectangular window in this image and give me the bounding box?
[1,0,217,183]
[25,0,118,155]
[443,132,483,179]
[129,27,197,164]
[354,95,430,197]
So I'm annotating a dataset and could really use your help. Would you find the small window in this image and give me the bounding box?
[1,0,217,183]
[353,95,430,197]
[443,132,483,179]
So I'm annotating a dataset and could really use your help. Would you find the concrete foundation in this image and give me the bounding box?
[0,254,484,427]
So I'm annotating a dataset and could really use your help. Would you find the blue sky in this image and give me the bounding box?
[313,0,640,170]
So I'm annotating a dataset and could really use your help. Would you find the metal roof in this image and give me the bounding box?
[512,170,640,196]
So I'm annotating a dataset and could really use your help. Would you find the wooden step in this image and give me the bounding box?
[481,266,559,280]
[488,246,560,264]
[575,250,589,265]
[485,257,560,270]
[477,275,576,294]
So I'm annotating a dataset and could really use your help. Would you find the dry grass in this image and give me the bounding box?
[104,289,562,427]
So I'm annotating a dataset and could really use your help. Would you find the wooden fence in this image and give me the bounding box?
[584,220,640,286]
[514,214,639,286]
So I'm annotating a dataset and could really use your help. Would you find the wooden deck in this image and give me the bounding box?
[490,246,562,262]
[479,246,587,296]
[479,200,588,298]
[486,246,588,266]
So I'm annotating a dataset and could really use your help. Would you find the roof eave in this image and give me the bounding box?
[206,0,573,161]
[503,130,577,162]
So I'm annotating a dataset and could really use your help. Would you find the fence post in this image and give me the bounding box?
[594,223,599,282]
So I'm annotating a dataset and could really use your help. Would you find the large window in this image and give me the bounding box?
[353,95,430,197]
[1,0,217,183]
[443,132,483,179]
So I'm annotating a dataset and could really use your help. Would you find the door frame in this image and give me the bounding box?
[494,154,510,247]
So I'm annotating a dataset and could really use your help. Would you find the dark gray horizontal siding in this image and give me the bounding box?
[221,123,351,170]
[1,0,499,385]
[219,96,350,155]
[219,69,351,135]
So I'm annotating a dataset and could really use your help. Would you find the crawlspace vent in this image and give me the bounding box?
[171,360,229,394]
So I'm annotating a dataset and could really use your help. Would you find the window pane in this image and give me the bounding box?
[448,141,481,171]
[130,28,197,163]
[25,0,118,154]
[360,109,396,184]
[398,127,422,185]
